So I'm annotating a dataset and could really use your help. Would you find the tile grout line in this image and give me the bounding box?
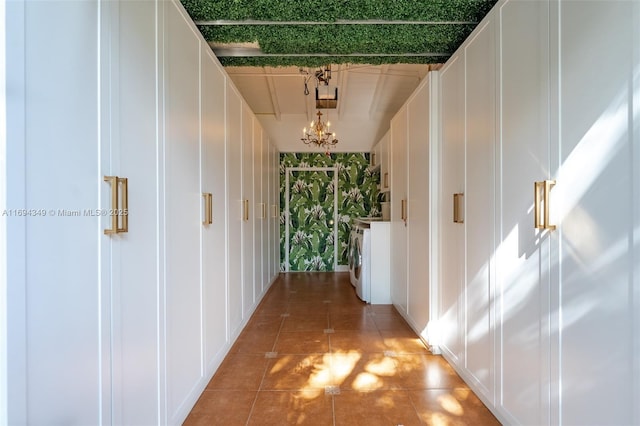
[244,293,290,425]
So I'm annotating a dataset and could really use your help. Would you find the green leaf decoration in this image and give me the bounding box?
[281,153,380,270]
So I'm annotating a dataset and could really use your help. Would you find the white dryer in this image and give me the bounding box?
[353,224,371,303]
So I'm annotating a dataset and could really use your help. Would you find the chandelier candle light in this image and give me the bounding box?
[301,110,338,153]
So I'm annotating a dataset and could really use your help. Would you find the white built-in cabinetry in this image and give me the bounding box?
[438,0,639,424]
[390,105,409,314]
[389,72,439,346]
[379,131,391,192]
[3,0,280,424]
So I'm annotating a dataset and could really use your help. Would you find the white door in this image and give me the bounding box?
[497,1,551,424]
[201,46,228,374]
[390,105,408,314]
[103,1,162,423]
[556,1,639,423]
[261,134,270,292]
[164,1,203,420]
[242,104,255,315]
[226,83,243,338]
[463,16,496,401]
[6,1,106,423]
[407,76,433,335]
[252,119,263,301]
[439,53,465,365]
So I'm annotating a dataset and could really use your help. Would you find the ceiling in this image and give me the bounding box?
[180,0,498,152]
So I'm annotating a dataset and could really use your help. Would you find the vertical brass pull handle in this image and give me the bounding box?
[104,176,128,234]
[544,180,556,230]
[453,193,464,224]
[401,199,407,222]
[117,177,128,233]
[104,176,118,235]
[384,172,389,189]
[202,193,208,225]
[202,193,213,225]
[272,204,277,218]
[243,199,249,221]
[534,181,544,229]
[261,203,266,219]
[534,180,556,230]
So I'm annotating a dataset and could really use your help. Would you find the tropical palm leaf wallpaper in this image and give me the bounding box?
[280,153,380,272]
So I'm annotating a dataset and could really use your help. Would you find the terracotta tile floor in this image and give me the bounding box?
[184,272,500,426]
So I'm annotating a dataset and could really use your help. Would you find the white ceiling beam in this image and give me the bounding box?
[264,68,282,121]
[305,85,315,122]
[368,65,389,119]
[336,65,348,120]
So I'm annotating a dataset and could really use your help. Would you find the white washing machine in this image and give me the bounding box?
[347,224,359,287]
[353,224,371,303]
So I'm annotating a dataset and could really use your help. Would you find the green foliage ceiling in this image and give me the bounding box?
[180,0,498,67]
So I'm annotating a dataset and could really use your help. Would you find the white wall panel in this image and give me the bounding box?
[463,17,496,402]
[407,79,432,336]
[16,1,104,423]
[201,47,228,374]
[390,106,408,314]
[253,120,263,300]
[164,1,203,420]
[557,1,638,423]
[226,83,243,338]
[242,104,255,316]
[439,54,465,365]
[497,1,551,423]
[106,1,162,423]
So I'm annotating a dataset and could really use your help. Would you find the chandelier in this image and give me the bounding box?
[301,110,338,151]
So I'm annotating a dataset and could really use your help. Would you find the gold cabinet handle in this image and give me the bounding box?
[261,202,266,219]
[453,193,464,224]
[272,204,278,218]
[243,199,249,221]
[104,176,128,234]
[534,181,544,229]
[544,180,556,230]
[383,172,389,189]
[118,177,128,233]
[534,180,556,230]
[104,176,118,234]
[401,199,407,222]
[202,193,212,225]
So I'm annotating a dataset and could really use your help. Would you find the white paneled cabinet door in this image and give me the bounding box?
[242,103,255,317]
[267,141,275,283]
[497,0,551,424]
[556,1,639,424]
[380,131,391,193]
[105,0,161,423]
[438,54,465,365]
[463,16,496,402]
[253,120,263,302]
[201,47,228,374]
[164,1,203,421]
[390,105,408,314]
[406,76,432,336]
[7,1,105,423]
[226,83,243,338]
[261,134,270,292]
